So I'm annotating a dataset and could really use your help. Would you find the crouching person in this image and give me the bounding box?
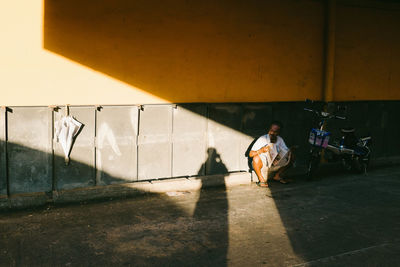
[249,121,295,187]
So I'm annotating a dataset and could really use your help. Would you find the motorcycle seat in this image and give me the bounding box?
[341,127,355,133]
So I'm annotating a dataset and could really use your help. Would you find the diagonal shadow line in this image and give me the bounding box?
[43,0,324,104]
[42,0,358,171]
[38,1,400,265]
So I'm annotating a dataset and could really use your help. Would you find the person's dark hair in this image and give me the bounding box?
[270,120,283,129]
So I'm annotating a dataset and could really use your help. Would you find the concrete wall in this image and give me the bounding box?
[1,101,399,199]
[1,1,400,205]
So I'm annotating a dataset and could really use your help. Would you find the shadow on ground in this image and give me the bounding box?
[0,142,230,266]
[265,163,400,266]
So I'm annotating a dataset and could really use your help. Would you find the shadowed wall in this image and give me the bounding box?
[1,0,399,105]
[334,0,400,100]
[43,0,324,103]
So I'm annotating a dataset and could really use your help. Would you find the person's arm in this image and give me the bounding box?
[249,145,270,158]
[279,137,289,152]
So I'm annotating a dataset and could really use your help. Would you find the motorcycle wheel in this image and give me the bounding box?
[307,148,321,180]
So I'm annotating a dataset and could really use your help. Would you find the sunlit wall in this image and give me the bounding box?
[0,0,399,106]
[1,0,325,105]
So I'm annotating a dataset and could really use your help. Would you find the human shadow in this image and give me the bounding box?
[1,141,231,266]
[177,147,229,266]
[130,147,229,266]
[2,129,400,266]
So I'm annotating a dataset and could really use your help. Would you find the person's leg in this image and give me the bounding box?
[252,155,268,187]
[273,166,289,182]
[273,151,294,182]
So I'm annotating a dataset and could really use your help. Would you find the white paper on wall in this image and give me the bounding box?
[55,115,83,164]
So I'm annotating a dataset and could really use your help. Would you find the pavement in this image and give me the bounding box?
[1,165,400,267]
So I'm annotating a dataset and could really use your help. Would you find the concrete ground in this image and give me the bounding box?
[1,165,400,267]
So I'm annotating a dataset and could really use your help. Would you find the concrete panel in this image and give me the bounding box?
[172,104,207,177]
[366,102,387,158]
[296,111,318,165]
[241,104,274,171]
[138,105,172,180]
[271,102,296,146]
[7,107,52,194]
[242,104,273,136]
[240,134,255,172]
[272,102,312,165]
[96,106,138,185]
[54,107,95,190]
[207,104,243,174]
[383,101,400,157]
[337,102,369,133]
[0,108,7,195]
[334,101,384,158]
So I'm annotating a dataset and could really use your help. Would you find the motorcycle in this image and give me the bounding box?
[304,100,372,179]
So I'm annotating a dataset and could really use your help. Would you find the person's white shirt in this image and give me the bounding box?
[251,134,289,167]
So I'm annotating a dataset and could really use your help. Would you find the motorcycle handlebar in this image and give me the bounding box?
[304,108,346,120]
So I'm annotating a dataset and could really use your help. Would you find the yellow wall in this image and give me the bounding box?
[1,0,324,105]
[334,0,400,101]
[0,0,399,106]
[0,0,164,106]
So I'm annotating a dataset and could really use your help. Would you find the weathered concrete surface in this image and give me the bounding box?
[0,155,398,210]
[172,104,207,177]
[0,109,7,196]
[96,106,138,185]
[0,172,251,210]
[52,172,250,205]
[7,107,52,194]
[54,106,96,190]
[1,101,400,200]
[138,105,173,180]
[1,165,400,266]
[207,104,243,174]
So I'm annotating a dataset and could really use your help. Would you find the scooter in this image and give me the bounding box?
[304,100,372,179]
